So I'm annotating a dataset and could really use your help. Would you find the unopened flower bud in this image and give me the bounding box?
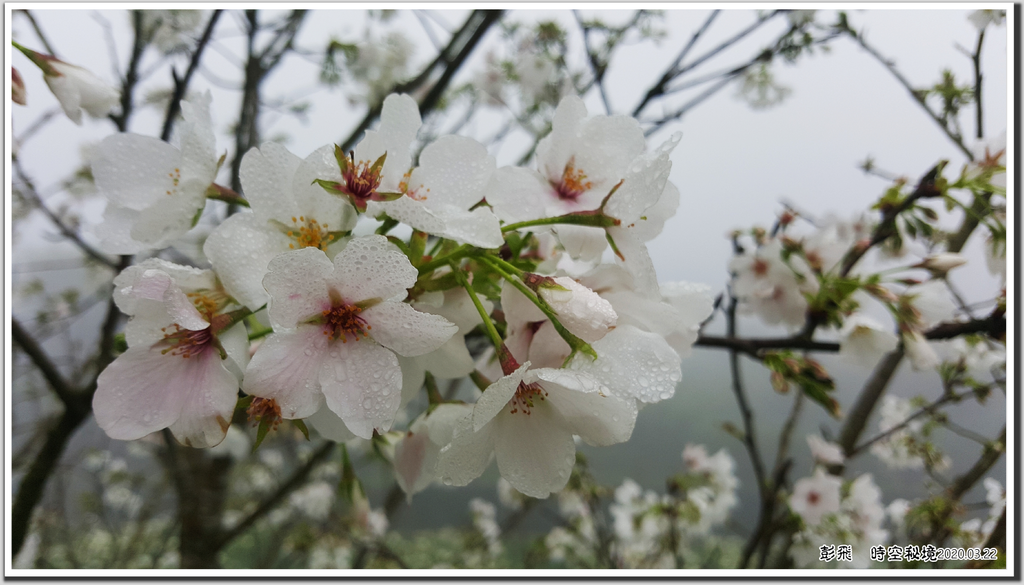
[770,371,789,393]
[914,253,967,276]
[12,67,26,105]
[864,284,899,303]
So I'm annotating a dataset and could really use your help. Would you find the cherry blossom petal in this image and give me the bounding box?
[536,95,587,179]
[176,92,218,180]
[239,142,304,225]
[500,279,546,327]
[319,339,402,439]
[629,180,680,242]
[439,207,504,249]
[398,356,427,406]
[608,226,661,300]
[473,363,532,431]
[394,426,433,496]
[242,326,328,419]
[218,321,251,378]
[573,114,647,193]
[204,211,293,311]
[527,321,571,369]
[129,189,207,248]
[328,235,418,303]
[263,247,334,330]
[93,346,188,440]
[534,368,637,447]
[486,167,551,224]
[409,135,495,210]
[553,224,607,262]
[94,134,181,211]
[492,402,576,498]
[362,300,457,357]
[603,133,680,223]
[539,276,617,342]
[306,405,356,442]
[97,205,145,255]
[416,334,476,378]
[168,354,238,448]
[436,415,496,487]
[571,325,682,403]
[354,93,421,191]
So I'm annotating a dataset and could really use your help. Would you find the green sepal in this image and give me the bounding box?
[235,395,254,412]
[252,418,272,452]
[369,151,388,177]
[334,143,350,175]
[291,419,310,441]
[113,332,128,355]
[373,191,405,202]
[312,178,347,195]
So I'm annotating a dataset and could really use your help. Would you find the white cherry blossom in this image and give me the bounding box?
[839,313,899,368]
[93,259,249,448]
[487,95,646,224]
[789,468,842,527]
[42,58,120,125]
[94,92,218,254]
[242,236,458,439]
[204,141,357,310]
[435,362,637,498]
[393,403,474,498]
[807,434,845,466]
[366,135,503,248]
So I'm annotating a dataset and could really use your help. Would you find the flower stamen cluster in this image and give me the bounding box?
[508,380,548,415]
[285,216,334,251]
[320,299,371,342]
[247,397,283,431]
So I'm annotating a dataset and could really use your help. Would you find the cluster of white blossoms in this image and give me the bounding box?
[89,91,711,500]
[788,461,890,569]
[869,395,951,472]
[576,445,740,568]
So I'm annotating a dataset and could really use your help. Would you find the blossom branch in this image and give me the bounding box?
[846,389,975,458]
[110,11,146,132]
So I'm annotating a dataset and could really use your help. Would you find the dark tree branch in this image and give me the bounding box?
[631,9,720,117]
[17,10,58,56]
[11,318,80,413]
[972,29,985,139]
[161,9,222,142]
[574,10,614,115]
[110,11,147,132]
[338,10,504,153]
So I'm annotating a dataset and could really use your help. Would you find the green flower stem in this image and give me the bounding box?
[943,194,997,231]
[205,183,251,207]
[500,212,619,234]
[451,265,504,354]
[475,255,597,363]
[480,254,525,278]
[417,243,476,275]
[12,40,57,76]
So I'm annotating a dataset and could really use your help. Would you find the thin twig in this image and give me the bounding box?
[18,10,58,56]
[844,28,973,160]
[12,159,117,270]
[631,9,720,117]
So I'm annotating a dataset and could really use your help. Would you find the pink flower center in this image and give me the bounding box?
[807,490,820,505]
[752,258,770,277]
[159,324,214,359]
[342,154,383,205]
[552,157,593,202]
[322,302,371,342]
[508,381,548,415]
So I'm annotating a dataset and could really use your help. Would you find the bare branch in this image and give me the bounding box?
[844,27,973,160]
[11,318,81,412]
[631,9,720,117]
[12,158,118,270]
[161,9,223,142]
[17,10,59,56]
